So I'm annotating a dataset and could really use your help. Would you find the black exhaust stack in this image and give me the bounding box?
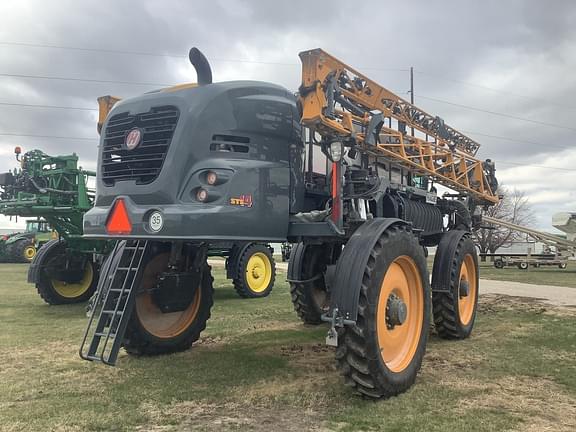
[189,47,213,86]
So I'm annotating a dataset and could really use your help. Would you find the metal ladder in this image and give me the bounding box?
[79,240,149,365]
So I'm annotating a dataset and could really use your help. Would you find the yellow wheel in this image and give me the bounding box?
[23,245,37,262]
[432,231,479,339]
[12,239,37,263]
[35,240,98,305]
[246,252,272,293]
[233,243,275,298]
[336,225,430,399]
[51,263,94,299]
[123,245,214,356]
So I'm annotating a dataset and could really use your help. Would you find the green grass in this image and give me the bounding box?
[0,263,575,431]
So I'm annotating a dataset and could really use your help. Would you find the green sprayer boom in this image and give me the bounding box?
[0,148,94,240]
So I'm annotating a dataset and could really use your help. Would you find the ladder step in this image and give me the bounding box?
[109,288,126,293]
[116,266,137,271]
[84,355,102,362]
[94,332,116,338]
[102,310,123,315]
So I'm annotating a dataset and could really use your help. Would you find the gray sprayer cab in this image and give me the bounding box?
[81,47,498,400]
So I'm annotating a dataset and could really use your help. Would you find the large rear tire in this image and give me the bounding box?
[12,239,37,263]
[35,243,97,305]
[233,243,275,298]
[432,231,479,340]
[336,225,430,398]
[123,249,214,356]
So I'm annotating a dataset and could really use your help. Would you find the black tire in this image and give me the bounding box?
[289,243,334,325]
[123,250,214,356]
[12,239,36,263]
[518,262,528,270]
[432,231,479,340]
[335,225,430,399]
[36,243,98,305]
[494,259,504,269]
[233,243,275,298]
[559,263,567,269]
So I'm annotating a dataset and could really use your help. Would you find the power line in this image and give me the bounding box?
[418,94,576,133]
[0,41,407,72]
[415,70,576,111]
[0,132,97,141]
[2,40,567,109]
[2,44,573,132]
[0,101,96,111]
[461,129,573,151]
[497,161,576,172]
[0,72,173,87]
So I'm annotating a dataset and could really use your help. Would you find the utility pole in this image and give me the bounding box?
[410,67,414,136]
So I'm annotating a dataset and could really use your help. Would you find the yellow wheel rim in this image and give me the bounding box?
[458,254,477,325]
[52,262,93,299]
[24,245,36,261]
[136,253,202,339]
[245,252,272,293]
[376,256,424,373]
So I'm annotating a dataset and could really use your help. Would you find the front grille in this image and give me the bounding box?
[101,106,179,185]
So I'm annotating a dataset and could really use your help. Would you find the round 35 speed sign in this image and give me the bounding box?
[149,211,164,232]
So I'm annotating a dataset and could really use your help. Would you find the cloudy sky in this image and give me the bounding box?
[1,0,575,231]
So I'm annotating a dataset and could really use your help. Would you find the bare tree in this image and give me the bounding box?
[474,186,535,260]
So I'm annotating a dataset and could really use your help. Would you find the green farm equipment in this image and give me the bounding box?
[0,219,55,263]
[0,148,107,304]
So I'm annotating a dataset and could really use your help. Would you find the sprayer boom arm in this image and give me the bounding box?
[298,49,499,205]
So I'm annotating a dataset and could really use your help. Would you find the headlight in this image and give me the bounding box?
[196,188,208,202]
[329,141,343,162]
[206,171,218,185]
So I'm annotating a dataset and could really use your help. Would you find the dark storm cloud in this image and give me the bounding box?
[1,0,575,229]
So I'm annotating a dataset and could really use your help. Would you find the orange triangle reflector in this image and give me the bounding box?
[106,199,132,235]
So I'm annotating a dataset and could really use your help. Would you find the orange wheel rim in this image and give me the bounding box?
[136,253,201,339]
[376,256,424,373]
[458,254,477,325]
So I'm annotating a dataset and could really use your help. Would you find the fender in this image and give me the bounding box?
[330,218,408,323]
[27,239,63,284]
[286,242,307,282]
[431,230,470,293]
